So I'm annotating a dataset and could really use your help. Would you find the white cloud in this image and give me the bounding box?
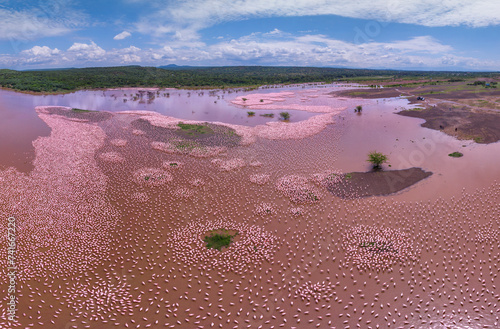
[4,33,499,70]
[114,31,132,40]
[0,2,87,44]
[203,33,495,69]
[21,46,60,57]
[134,0,500,42]
[121,46,141,53]
[0,9,71,41]
[116,46,141,63]
[265,28,284,36]
[354,36,454,55]
[16,45,62,65]
[121,54,141,63]
[68,41,106,61]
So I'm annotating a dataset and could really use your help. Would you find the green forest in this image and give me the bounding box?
[0,65,495,93]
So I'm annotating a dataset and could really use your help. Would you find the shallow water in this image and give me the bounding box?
[0,91,51,172]
[335,97,500,200]
[1,84,499,328]
[0,83,355,172]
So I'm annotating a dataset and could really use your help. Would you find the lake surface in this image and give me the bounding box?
[1,83,499,329]
[0,83,358,172]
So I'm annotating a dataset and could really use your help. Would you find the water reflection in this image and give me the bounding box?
[0,83,358,172]
[0,91,51,172]
[31,88,322,125]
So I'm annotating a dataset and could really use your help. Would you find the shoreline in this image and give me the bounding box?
[327,168,433,199]
[0,81,346,96]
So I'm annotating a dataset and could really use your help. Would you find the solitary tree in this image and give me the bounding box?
[280,112,290,121]
[367,151,388,169]
[355,105,363,113]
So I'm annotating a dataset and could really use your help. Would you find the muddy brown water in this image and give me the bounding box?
[1,85,499,328]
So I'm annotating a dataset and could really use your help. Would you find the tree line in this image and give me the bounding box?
[0,65,496,93]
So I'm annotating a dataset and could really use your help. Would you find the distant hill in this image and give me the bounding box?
[22,67,77,72]
[158,64,207,70]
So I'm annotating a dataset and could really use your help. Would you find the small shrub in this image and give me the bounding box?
[448,152,463,158]
[367,151,388,169]
[247,111,255,116]
[71,108,93,112]
[204,232,236,251]
[279,112,290,121]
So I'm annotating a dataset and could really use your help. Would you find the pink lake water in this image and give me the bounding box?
[1,83,499,329]
[0,83,357,172]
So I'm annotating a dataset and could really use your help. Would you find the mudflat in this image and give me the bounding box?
[398,104,500,144]
[327,167,433,198]
[334,79,500,143]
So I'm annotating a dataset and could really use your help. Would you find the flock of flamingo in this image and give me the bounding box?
[0,85,499,329]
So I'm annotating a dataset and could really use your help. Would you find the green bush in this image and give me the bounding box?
[279,112,290,120]
[448,151,463,158]
[204,233,235,251]
[367,151,388,168]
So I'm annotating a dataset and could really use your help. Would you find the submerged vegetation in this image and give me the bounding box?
[71,108,94,113]
[177,122,214,136]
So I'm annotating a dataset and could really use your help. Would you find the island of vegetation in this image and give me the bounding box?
[448,151,464,158]
[204,230,238,251]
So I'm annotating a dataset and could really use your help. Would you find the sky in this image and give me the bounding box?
[0,0,499,71]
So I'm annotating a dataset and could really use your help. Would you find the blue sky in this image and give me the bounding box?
[0,0,499,70]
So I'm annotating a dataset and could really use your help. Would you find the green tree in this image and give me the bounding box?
[280,112,290,121]
[367,151,388,169]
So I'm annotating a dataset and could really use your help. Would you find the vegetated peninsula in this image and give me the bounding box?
[0,65,496,93]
